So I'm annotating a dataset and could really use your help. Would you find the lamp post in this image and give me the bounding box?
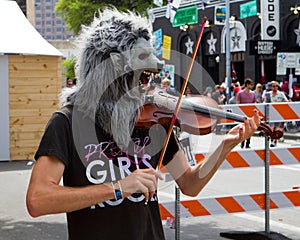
[225,0,231,102]
[290,5,300,47]
[290,5,300,15]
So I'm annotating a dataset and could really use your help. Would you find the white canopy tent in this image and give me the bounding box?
[0,0,63,56]
[0,0,63,161]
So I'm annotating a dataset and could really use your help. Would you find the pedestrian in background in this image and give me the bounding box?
[161,78,179,96]
[236,78,257,148]
[264,80,288,147]
[255,83,263,103]
[66,78,74,88]
[212,85,226,105]
[228,87,240,104]
[203,86,213,98]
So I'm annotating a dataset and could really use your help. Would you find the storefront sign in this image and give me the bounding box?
[172,6,198,27]
[260,0,280,40]
[249,40,280,55]
[153,29,162,56]
[162,35,172,60]
[214,6,226,25]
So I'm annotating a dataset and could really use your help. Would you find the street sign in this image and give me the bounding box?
[172,6,198,27]
[277,52,300,75]
[240,0,257,19]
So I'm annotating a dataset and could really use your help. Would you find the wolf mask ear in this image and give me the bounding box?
[110,52,124,71]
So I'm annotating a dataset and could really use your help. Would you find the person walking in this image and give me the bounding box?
[254,83,263,103]
[236,78,257,148]
[264,80,288,147]
[228,87,240,104]
[212,85,226,105]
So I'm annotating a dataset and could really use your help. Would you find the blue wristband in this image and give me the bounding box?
[111,181,123,200]
[115,188,122,200]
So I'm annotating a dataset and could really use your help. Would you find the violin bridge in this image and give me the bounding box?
[144,95,154,104]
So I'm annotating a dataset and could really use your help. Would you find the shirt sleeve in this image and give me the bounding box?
[281,92,288,102]
[162,129,181,166]
[236,92,241,102]
[34,112,72,168]
[253,92,257,103]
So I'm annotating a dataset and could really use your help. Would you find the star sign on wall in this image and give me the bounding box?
[185,37,194,55]
[231,28,241,49]
[294,20,300,46]
[207,33,217,54]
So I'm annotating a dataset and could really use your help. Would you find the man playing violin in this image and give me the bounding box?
[26,8,260,240]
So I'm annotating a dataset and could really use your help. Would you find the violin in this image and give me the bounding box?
[136,87,283,140]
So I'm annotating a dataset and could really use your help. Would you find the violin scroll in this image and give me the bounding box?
[257,123,284,140]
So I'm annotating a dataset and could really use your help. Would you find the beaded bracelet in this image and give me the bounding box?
[111,181,123,200]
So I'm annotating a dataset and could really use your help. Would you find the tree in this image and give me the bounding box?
[55,0,164,35]
[62,57,76,80]
[55,0,103,35]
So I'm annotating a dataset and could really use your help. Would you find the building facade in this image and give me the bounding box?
[24,0,73,41]
[150,0,300,94]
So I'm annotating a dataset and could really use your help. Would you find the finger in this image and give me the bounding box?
[139,177,158,193]
[249,118,258,130]
[149,190,156,200]
[238,125,245,140]
[139,168,163,180]
[155,171,164,180]
[253,109,261,126]
[143,189,150,202]
[244,118,251,133]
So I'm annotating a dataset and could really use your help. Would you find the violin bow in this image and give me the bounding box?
[157,17,208,170]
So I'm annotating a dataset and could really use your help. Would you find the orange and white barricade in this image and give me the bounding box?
[220,102,300,122]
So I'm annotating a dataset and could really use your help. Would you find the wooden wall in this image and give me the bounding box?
[9,55,62,160]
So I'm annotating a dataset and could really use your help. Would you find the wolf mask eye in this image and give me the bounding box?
[138,53,150,60]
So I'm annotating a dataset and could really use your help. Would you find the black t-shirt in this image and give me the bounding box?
[35,105,180,240]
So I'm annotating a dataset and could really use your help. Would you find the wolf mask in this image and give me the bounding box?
[67,8,164,149]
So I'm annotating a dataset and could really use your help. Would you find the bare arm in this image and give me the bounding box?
[166,110,260,196]
[26,156,162,217]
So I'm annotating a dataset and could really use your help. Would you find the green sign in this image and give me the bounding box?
[240,0,257,19]
[172,6,198,27]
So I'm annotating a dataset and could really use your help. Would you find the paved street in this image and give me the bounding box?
[0,132,299,240]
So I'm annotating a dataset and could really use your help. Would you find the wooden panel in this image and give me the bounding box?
[10,108,54,117]
[10,93,58,102]
[10,85,61,94]
[8,55,62,64]
[9,62,61,71]
[10,123,48,132]
[10,116,51,125]
[10,131,44,141]
[9,55,62,161]
[9,70,61,79]
[10,147,36,160]
[10,138,41,148]
[11,76,57,87]
[10,100,59,109]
